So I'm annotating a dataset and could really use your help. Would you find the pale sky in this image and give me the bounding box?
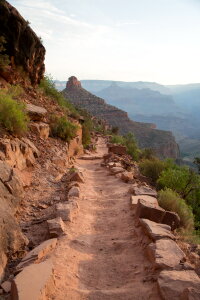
[11,0,200,84]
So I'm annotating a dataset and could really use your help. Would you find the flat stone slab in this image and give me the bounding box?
[133,186,157,198]
[136,199,165,223]
[11,259,54,300]
[131,195,158,209]
[140,219,175,241]
[147,239,185,270]
[158,270,200,300]
[16,239,57,271]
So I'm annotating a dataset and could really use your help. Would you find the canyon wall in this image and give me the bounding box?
[0,0,45,85]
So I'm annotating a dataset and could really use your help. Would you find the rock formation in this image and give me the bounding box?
[0,0,45,85]
[63,77,180,159]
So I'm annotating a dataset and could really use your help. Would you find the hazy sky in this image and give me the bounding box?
[11,0,200,84]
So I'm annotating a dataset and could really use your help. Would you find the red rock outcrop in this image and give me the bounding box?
[66,76,81,90]
[0,1,45,85]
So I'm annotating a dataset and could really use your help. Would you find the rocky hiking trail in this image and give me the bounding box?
[49,138,160,300]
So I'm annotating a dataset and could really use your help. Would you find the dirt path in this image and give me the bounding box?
[50,138,161,300]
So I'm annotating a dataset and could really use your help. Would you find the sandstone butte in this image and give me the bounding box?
[0,1,199,300]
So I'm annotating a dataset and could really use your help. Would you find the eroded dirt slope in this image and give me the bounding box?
[50,138,160,300]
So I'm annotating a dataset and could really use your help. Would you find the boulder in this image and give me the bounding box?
[162,211,180,230]
[132,186,157,198]
[68,171,84,183]
[139,219,175,241]
[147,239,185,270]
[108,145,127,155]
[68,186,80,198]
[26,104,47,121]
[121,171,133,183]
[158,270,200,300]
[180,287,200,300]
[110,167,125,175]
[130,195,158,209]
[47,217,66,238]
[11,259,54,300]
[30,122,50,140]
[56,202,78,222]
[136,199,165,223]
[16,239,57,271]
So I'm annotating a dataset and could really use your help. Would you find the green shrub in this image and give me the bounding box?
[0,91,28,135]
[158,188,194,231]
[124,133,140,161]
[39,75,79,117]
[139,158,167,184]
[157,167,200,198]
[110,134,125,145]
[140,148,155,160]
[50,116,78,142]
[82,118,93,148]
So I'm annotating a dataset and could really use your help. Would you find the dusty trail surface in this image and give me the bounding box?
[50,138,160,300]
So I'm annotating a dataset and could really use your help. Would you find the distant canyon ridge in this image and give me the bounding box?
[56,79,200,164]
[62,77,180,160]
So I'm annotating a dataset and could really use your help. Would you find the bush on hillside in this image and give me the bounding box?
[140,148,155,160]
[0,91,28,135]
[50,116,78,142]
[82,118,93,148]
[157,167,200,198]
[39,75,79,117]
[158,188,194,231]
[110,134,125,145]
[124,133,140,161]
[139,158,168,184]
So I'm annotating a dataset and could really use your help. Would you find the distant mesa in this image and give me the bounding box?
[66,76,82,89]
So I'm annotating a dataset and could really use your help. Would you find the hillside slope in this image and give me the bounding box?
[63,76,180,159]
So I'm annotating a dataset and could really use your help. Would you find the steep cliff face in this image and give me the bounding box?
[63,77,180,159]
[0,0,45,85]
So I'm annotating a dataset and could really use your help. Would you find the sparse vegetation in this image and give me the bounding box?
[0,90,28,135]
[50,115,78,142]
[139,158,168,184]
[110,134,125,145]
[39,75,79,118]
[158,188,194,231]
[110,133,140,160]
